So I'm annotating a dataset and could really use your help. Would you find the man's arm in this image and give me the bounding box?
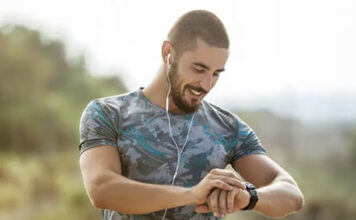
[196,154,304,218]
[234,154,304,218]
[79,146,245,215]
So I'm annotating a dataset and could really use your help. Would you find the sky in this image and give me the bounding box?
[1,0,355,121]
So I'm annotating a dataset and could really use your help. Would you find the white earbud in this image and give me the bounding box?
[167,53,171,67]
[165,53,171,112]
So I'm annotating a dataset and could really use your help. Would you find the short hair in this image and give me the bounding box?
[167,10,229,60]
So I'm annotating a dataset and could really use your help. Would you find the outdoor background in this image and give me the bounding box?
[0,0,355,220]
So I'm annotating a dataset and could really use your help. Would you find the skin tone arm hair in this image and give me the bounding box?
[196,154,304,218]
[79,146,246,215]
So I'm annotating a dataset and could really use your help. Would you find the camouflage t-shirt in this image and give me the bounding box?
[79,87,266,220]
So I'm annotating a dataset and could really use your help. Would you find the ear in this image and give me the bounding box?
[161,41,175,65]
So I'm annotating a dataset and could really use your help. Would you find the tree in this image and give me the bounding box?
[0,25,127,152]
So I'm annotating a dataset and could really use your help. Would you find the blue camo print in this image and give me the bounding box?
[79,88,266,220]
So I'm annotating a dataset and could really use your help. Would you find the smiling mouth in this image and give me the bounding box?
[189,88,203,96]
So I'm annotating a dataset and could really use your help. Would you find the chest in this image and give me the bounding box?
[116,112,237,185]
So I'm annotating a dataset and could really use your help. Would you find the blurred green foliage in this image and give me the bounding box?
[350,131,356,168]
[0,25,127,153]
[228,111,356,220]
[0,151,101,220]
[0,25,355,220]
[0,25,125,219]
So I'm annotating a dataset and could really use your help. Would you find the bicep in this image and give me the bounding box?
[79,146,122,193]
[233,154,295,188]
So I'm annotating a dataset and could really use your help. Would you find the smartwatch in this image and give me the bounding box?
[242,182,258,210]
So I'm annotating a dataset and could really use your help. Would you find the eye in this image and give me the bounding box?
[213,72,221,77]
[193,68,205,73]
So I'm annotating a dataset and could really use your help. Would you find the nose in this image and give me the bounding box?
[200,75,214,92]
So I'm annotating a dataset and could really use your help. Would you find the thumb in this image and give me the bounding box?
[195,204,211,213]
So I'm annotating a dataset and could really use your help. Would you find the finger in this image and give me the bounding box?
[195,204,210,213]
[208,189,220,216]
[219,190,228,217]
[209,169,246,189]
[227,189,237,213]
[210,179,233,191]
[210,169,240,180]
[210,176,245,189]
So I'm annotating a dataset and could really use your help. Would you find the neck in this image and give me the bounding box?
[142,64,182,113]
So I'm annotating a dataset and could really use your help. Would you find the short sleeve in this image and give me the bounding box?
[230,117,266,164]
[78,100,119,155]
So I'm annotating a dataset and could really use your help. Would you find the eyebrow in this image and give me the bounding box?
[193,62,225,72]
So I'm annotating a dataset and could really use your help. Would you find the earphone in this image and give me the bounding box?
[161,53,196,220]
[167,53,171,65]
[165,53,171,112]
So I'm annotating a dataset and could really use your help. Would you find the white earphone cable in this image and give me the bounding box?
[161,54,195,220]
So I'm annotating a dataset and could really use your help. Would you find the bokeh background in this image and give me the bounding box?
[0,0,355,219]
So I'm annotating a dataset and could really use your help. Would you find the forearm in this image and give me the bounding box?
[253,177,304,218]
[88,172,195,214]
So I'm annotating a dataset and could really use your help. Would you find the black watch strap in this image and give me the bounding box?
[242,182,258,211]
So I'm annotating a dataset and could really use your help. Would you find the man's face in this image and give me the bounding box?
[168,38,229,114]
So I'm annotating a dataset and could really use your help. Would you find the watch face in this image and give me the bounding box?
[251,190,258,197]
[246,183,255,189]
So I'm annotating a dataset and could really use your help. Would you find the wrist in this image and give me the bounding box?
[185,187,199,205]
[241,189,251,209]
[242,182,259,211]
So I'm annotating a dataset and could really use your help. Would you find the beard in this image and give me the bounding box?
[168,63,205,114]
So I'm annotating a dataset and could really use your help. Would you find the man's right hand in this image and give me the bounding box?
[189,168,246,205]
[195,186,250,218]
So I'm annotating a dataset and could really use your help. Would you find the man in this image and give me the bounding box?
[79,10,304,220]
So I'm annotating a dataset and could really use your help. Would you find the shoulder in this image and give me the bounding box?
[198,100,239,132]
[200,100,254,138]
[84,90,139,113]
[80,90,140,126]
[200,100,240,124]
[94,90,138,108]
